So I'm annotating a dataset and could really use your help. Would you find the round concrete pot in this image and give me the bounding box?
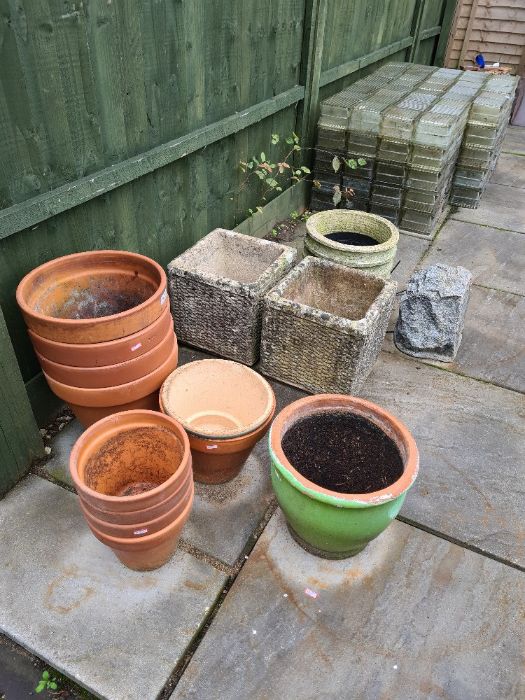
[160,359,275,483]
[16,250,168,343]
[269,394,419,559]
[305,210,399,278]
[36,324,176,388]
[27,303,172,367]
[70,410,193,570]
[45,339,178,427]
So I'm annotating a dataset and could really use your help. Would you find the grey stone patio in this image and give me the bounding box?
[0,127,523,699]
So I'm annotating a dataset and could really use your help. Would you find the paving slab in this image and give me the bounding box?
[362,349,525,568]
[501,125,525,155]
[491,153,525,189]
[0,475,227,700]
[421,219,525,296]
[172,511,525,700]
[390,232,430,287]
[450,183,525,234]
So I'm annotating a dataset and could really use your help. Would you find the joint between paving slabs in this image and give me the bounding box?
[396,515,525,574]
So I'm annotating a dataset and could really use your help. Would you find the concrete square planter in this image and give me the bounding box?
[168,229,297,365]
[260,256,396,394]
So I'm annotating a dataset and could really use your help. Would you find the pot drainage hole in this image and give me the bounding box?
[282,411,403,493]
[325,231,379,246]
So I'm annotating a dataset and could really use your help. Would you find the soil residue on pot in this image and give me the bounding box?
[282,411,403,493]
[115,481,162,497]
[325,231,378,246]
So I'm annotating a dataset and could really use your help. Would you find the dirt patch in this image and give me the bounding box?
[282,411,403,493]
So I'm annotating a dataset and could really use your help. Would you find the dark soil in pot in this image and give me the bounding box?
[324,231,378,246]
[281,411,403,493]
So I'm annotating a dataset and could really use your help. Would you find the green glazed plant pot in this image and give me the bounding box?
[305,210,399,279]
[269,394,419,559]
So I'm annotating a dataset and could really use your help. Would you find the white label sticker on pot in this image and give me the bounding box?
[134,528,148,536]
[130,342,142,352]
[206,445,218,450]
[160,288,168,305]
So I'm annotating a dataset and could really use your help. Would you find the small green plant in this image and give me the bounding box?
[270,227,278,238]
[237,132,367,215]
[35,669,59,694]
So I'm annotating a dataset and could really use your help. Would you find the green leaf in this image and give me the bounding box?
[35,682,46,693]
[294,170,302,176]
[332,186,342,206]
[247,161,253,169]
[276,186,283,191]
[300,166,311,173]
[42,671,50,681]
[255,171,265,180]
[357,158,367,166]
[256,206,263,213]
[49,682,58,690]
[292,132,299,143]
[260,152,266,162]
[293,144,301,151]
[286,137,294,145]
[271,133,280,144]
[332,156,341,173]
[346,158,357,170]
[248,208,254,215]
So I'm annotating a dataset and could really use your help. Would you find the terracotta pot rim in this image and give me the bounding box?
[16,250,167,329]
[70,410,191,507]
[45,338,178,406]
[306,211,399,253]
[36,321,175,387]
[88,486,194,549]
[270,394,419,507]
[79,478,194,536]
[28,303,171,357]
[160,359,276,439]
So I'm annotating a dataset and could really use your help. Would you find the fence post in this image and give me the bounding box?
[434,0,459,67]
[0,306,44,496]
[408,0,427,63]
[297,0,328,163]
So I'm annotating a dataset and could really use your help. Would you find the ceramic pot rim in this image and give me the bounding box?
[306,211,399,253]
[70,409,191,506]
[269,394,419,507]
[160,359,276,439]
[88,486,194,550]
[16,250,167,328]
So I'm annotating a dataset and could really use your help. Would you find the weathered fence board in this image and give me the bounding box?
[0,0,450,437]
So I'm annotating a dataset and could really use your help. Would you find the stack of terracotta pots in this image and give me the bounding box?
[160,359,275,484]
[69,411,193,570]
[16,250,178,427]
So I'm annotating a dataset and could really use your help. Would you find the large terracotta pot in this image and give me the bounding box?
[27,303,172,367]
[70,410,193,570]
[269,394,419,559]
[16,250,168,343]
[45,339,178,427]
[160,359,275,484]
[36,324,176,388]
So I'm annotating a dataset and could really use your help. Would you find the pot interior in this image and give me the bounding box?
[24,256,160,320]
[280,261,384,320]
[175,229,282,284]
[161,359,274,438]
[309,211,394,245]
[281,408,404,494]
[83,426,184,497]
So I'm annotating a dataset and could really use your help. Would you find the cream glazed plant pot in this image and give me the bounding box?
[305,210,399,278]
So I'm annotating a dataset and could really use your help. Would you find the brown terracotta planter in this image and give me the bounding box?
[45,338,178,427]
[27,303,172,367]
[160,359,275,483]
[16,250,168,343]
[35,323,176,388]
[86,493,194,571]
[69,410,193,570]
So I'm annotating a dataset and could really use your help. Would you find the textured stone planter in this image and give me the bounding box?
[270,394,419,558]
[260,256,396,394]
[305,210,399,278]
[168,229,297,365]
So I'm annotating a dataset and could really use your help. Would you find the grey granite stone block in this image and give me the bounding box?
[168,229,297,365]
[395,263,472,361]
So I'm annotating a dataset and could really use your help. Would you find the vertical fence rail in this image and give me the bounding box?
[0,307,43,497]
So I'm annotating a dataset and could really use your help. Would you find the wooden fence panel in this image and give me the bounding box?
[0,0,450,434]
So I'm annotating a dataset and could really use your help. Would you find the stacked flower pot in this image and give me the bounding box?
[17,251,178,427]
